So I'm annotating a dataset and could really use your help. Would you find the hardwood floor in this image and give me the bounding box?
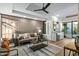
[49,38,75,47]
[49,38,75,56]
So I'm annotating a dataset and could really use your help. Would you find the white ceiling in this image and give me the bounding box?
[13,3,78,20]
[27,3,74,13]
[26,3,78,18]
[0,3,78,21]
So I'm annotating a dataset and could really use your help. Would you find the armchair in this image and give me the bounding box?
[0,48,18,56]
[0,38,19,56]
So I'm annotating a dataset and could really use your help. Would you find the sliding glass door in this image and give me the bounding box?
[72,22,78,37]
[66,22,72,38]
[63,21,78,38]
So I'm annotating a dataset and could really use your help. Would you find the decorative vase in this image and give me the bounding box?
[75,36,79,50]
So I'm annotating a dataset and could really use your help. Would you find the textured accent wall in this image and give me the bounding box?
[15,19,44,33]
[78,14,79,33]
[0,14,2,46]
[78,3,79,33]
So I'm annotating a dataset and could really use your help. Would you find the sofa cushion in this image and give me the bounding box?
[19,36,24,40]
[30,33,35,37]
[19,38,31,44]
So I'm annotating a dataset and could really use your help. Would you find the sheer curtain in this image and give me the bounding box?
[2,18,15,40]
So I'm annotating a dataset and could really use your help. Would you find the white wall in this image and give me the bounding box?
[46,20,52,40]
[46,17,57,41]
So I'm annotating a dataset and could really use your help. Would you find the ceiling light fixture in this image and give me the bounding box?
[56,14,60,17]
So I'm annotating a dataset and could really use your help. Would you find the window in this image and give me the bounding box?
[73,22,78,34]
[2,18,15,40]
[63,21,78,38]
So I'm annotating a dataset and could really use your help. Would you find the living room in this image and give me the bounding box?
[0,3,79,56]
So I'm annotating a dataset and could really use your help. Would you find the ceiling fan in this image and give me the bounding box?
[34,3,51,14]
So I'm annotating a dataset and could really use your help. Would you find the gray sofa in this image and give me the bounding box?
[18,33,38,45]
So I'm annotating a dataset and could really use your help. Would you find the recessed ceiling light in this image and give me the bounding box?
[52,16,58,22]
[56,14,60,17]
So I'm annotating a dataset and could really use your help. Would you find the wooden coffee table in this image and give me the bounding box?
[64,41,79,56]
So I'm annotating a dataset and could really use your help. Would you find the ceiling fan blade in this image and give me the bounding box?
[34,9,42,11]
[44,10,49,14]
[43,3,51,9]
[43,3,44,8]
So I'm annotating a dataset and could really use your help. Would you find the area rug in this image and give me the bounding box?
[21,43,63,56]
[9,42,63,56]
